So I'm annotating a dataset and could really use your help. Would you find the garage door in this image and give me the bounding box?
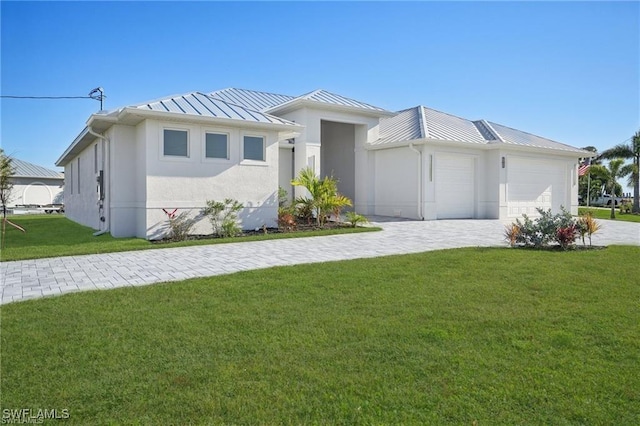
[507,157,566,217]
[435,154,475,219]
[23,183,52,206]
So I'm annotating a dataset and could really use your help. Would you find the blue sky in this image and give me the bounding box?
[1,1,638,182]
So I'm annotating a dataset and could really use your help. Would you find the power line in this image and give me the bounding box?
[1,87,106,109]
[0,95,95,99]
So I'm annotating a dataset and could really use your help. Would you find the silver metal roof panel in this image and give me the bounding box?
[423,107,487,144]
[134,92,297,126]
[375,107,423,145]
[210,88,295,112]
[487,121,586,153]
[299,89,388,112]
[11,158,63,179]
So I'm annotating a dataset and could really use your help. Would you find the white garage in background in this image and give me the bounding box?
[7,158,64,207]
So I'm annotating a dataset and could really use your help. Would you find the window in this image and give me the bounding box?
[243,135,265,161]
[163,129,189,157]
[94,144,98,173]
[205,132,229,159]
[77,158,81,194]
[69,164,73,194]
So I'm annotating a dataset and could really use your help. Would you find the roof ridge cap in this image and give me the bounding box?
[418,106,429,139]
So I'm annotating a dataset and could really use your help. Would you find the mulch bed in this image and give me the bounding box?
[152,221,351,244]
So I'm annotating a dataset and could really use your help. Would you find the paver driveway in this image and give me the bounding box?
[1,218,639,304]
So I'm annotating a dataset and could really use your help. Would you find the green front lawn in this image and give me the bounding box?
[2,246,639,424]
[0,215,379,261]
[579,206,640,223]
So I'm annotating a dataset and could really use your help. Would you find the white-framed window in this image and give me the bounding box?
[204,132,229,160]
[163,128,189,157]
[243,135,265,162]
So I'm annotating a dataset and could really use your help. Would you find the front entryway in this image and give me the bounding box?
[320,120,356,205]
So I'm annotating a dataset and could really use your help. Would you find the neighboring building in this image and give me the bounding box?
[56,88,588,239]
[7,158,64,207]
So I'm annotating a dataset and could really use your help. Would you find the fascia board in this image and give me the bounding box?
[119,107,302,131]
[368,137,590,157]
[55,127,90,166]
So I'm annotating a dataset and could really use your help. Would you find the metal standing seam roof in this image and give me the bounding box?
[209,88,296,112]
[375,106,587,154]
[11,158,63,179]
[295,89,389,113]
[486,121,586,153]
[376,106,487,145]
[132,92,298,126]
[209,88,390,114]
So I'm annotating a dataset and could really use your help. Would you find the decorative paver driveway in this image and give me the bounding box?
[2,218,639,304]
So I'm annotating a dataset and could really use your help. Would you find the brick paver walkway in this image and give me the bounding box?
[2,218,638,304]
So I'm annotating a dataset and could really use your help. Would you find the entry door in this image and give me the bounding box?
[435,154,475,219]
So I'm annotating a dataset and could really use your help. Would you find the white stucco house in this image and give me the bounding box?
[56,88,588,239]
[7,158,64,207]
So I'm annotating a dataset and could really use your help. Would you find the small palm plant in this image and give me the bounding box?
[291,167,352,227]
[345,211,369,228]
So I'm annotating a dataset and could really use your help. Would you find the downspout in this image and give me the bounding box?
[87,126,110,236]
[408,143,424,220]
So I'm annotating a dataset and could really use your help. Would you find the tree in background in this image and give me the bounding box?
[590,159,627,219]
[578,146,602,204]
[0,149,15,219]
[598,131,640,213]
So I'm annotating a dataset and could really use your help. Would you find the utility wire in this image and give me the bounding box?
[0,95,97,99]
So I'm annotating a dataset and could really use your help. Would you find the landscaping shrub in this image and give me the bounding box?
[345,211,369,228]
[167,211,196,241]
[577,212,601,247]
[277,208,297,232]
[203,199,243,238]
[511,207,582,249]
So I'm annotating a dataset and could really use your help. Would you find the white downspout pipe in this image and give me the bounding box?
[87,126,110,236]
[408,143,424,220]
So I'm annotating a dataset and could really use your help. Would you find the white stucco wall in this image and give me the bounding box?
[109,124,139,237]
[373,147,420,218]
[8,177,64,207]
[63,136,103,229]
[140,119,281,239]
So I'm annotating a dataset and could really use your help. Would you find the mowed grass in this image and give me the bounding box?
[0,215,379,261]
[579,206,640,223]
[2,247,639,424]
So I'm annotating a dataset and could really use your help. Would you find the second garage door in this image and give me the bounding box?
[507,156,567,217]
[435,153,475,219]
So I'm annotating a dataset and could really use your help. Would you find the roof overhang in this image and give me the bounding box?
[367,137,592,157]
[56,108,302,167]
[266,99,395,118]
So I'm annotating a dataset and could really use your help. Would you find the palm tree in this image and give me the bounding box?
[590,159,627,219]
[291,167,352,227]
[598,131,640,213]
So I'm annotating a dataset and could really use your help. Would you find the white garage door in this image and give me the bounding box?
[435,154,475,219]
[507,157,567,217]
[23,183,52,206]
